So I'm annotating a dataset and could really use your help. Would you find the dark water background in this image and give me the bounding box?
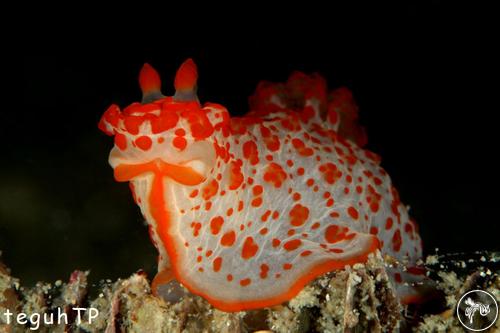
[3,3,491,286]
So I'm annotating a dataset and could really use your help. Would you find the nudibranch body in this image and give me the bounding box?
[99,59,423,311]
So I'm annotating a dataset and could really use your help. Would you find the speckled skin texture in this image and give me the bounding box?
[99,59,423,311]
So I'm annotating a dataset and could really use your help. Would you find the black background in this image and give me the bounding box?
[3,3,491,285]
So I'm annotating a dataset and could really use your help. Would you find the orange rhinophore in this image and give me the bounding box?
[174,58,198,92]
[99,59,425,312]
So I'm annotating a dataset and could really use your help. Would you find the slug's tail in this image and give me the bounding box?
[388,265,439,305]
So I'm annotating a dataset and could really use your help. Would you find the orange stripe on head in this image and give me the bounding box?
[174,58,198,92]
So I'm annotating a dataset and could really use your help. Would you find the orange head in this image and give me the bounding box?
[98,59,230,182]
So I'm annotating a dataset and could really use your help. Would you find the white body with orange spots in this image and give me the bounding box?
[99,59,423,311]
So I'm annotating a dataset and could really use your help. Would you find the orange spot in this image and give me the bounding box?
[289,204,309,227]
[318,163,342,184]
[205,201,212,210]
[205,250,213,257]
[301,250,312,257]
[293,192,301,201]
[385,217,394,230]
[291,138,314,157]
[260,264,269,279]
[114,133,127,150]
[283,263,293,270]
[202,179,219,200]
[210,216,224,235]
[326,198,334,207]
[261,210,271,222]
[151,112,180,134]
[281,114,302,131]
[172,136,187,150]
[272,238,281,248]
[173,129,185,137]
[242,236,259,259]
[227,274,233,282]
[135,136,152,150]
[243,141,259,165]
[263,163,288,188]
[297,167,305,176]
[366,185,382,213]
[306,179,314,187]
[259,227,269,235]
[189,189,199,198]
[197,256,202,263]
[287,229,296,236]
[240,278,251,287]
[404,222,415,239]
[311,222,321,230]
[220,230,236,247]
[191,222,202,237]
[283,239,302,251]
[272,211,280,219]
[392,230,402,252]
[238,200,244,211]
[329,248,344,253]
[226,208,234,216]
[264,135,280,151]
[325,225,348,244]
[122,116,143,135]
[347,206,359,219]
[251,197,263,207]
[228,161,244,190]
[370,226,378,235]
[182,109,214,139]
[213,257,222,272]
[345,233,356,240]
[252,185,263,196]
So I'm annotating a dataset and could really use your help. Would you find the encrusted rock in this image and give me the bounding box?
[1,251,498,332]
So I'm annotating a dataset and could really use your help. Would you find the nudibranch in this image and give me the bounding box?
[99,59,424,311]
